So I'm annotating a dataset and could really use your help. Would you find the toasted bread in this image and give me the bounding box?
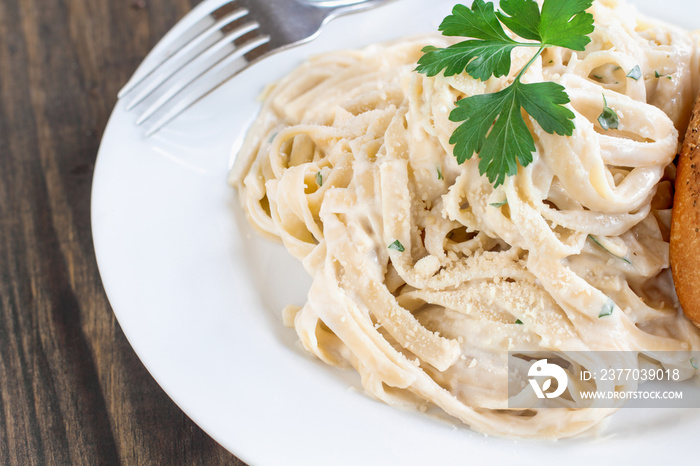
[671,95,700,327]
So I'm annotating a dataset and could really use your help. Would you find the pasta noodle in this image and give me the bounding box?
[229,0,700,438]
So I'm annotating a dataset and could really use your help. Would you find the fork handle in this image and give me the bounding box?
[315,0,395,16]
[315,0,390,5]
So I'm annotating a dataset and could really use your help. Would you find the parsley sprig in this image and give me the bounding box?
[416,0,595,187]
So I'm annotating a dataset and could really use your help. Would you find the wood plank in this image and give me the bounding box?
[0,0,246,463]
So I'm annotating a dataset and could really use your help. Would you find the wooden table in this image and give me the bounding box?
[0,0,245,463]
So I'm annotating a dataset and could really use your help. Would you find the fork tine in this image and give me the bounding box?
[139,33,270,134]
[143,35,270,136]
[134,22,265,125]
[118,0,240,99]
[125,9,252,111]
[123,0,395,135]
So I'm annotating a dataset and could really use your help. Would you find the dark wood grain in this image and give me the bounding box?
[0,0,246,464]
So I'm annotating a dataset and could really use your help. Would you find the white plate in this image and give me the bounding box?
[92,0,700,464]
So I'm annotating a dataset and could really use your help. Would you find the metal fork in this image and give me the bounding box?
[119,0,393,135]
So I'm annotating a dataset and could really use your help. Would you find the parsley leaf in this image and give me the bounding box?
[497,0,542,41]
[518,81,575,135]
[450,82,531,185]
[415,0,594,188]
[450,79,574,186]
[417,40,518,80]
[498,0,594,50]
[538,0,594,49]
[439,1,516,41]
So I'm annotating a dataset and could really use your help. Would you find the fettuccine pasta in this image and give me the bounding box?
[230,0,700,438]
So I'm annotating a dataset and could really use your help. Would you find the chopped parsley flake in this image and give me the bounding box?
[626,65,641,81]
[388,240,405,252]
[599,299,615,318]
[655,70,672,80]
[588,235,631,264]
[597,95,619,131]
